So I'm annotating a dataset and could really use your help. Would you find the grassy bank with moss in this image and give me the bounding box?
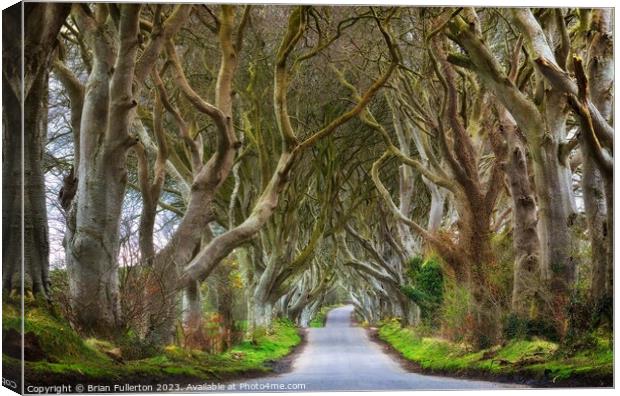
[376,320,612,387]
[2,300,301,388]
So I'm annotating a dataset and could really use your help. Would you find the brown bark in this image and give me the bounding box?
[2,2,23,295]
[551,40,613,305]
[22,67,51,299]
[182,280,204,349]
[52,59,84,170]
[2,6,23,294]
[538,91,576,298]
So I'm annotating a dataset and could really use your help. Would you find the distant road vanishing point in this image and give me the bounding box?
[224,305,521,391]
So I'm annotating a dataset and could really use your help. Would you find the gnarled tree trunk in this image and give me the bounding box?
[498,109,542,317]
[449,10,579,319]
[64,5,142,337]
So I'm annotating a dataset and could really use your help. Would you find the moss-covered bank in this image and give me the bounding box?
[376,320,612,387]
[2,300,301,389]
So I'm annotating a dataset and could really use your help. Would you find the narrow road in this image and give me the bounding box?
[228,305,518,391]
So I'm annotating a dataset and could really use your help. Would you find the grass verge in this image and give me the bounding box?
[2,300,301,387]
[376,319,612,387]
[308,305,341,328]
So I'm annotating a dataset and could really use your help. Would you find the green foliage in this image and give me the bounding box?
[563,291,613,354]
[248,325,268,342]
[48,269,69,301]
[309,311,327,328]
[379,321,612,384]
[235,319,249,332]
[401,256,443,325]
[406,256,424,273]
[439,281,471,342]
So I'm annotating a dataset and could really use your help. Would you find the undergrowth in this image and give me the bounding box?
[2,300,301,383]
[378,319,612,385]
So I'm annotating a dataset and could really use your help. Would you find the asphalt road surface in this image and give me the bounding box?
[226,305,519,392]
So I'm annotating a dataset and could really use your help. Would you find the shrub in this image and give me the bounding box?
[48,269,79,329]
[117,330,162,360]
[503,313,560,342]
[561,291,612,354]
[402,256,444,326]
[439,282,471,342]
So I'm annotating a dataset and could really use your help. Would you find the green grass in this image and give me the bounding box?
[3,299,301,383]
[2,299,111,366]
[378,319,613,384]
[309,304,341,328]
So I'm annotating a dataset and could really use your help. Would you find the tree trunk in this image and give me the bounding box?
[65,5,142,337]
[249,256,279,331]
[408,120,446,232]
[250,299,274,330]
[583,158,608,299]
[182,280,203,349]
[498,109,542,317]
[584,9,613,302]
[2,3,70,300]
[391,106,417,256]
[2,63,23,297]
[214,263,234,350]
[426,184,446,232]
[536,91,576,302]
[179,5,396,289]
[299,298,322,327]
[463,208,500,347]
[450,15,577,314]
[182,152,295,284]
[23,68,51,299]
[64,149,126,336]
[395,287,419,326]
[397,165,417,254]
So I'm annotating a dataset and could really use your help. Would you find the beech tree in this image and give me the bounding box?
[12,5,612,356]
[179,6,399,289]
[2,3,70,300]
[54,4,191,336]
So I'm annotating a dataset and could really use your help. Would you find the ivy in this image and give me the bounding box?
[402,256,444,325]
